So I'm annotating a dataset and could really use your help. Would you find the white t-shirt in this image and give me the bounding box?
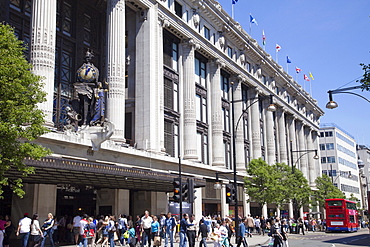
[141,216,153,229]
[73,216,82,227]
[19,217,32,234]
[79,219,88,235]
[30,220,41,236]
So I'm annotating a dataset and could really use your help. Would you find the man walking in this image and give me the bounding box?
[164,212,176,247]
[16,213,32,247]
[180,214,193,247]
[187,215,197,247]
[197,219,208,247]
[246,215,254,238]
[141,210,153,247]
[236,217,248,247]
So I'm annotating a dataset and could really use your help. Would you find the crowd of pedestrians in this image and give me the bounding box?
[5,211,336,247]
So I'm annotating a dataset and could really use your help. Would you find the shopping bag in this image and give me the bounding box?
[154,236,161,246]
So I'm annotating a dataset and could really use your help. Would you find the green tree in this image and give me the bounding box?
[0,23,50,198]
[358,63,370,90]
[348,193,361,208]
[288,168,312,217]
[274,162,292,208]
[244,158,281,212]
[313,174,345,208]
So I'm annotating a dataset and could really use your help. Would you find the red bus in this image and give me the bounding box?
[325,198,359,232]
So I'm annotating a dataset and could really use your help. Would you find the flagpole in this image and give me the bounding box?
[310,81,312,96]
[304,80,306,91]
[276,51,278,63]
[232,3,234,19]
[286,63,289,74]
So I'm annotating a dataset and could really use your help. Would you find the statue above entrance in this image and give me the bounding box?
[72,50,108,127]
[63,50,114,152]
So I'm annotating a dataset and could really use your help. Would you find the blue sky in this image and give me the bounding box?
[217,0,370,145]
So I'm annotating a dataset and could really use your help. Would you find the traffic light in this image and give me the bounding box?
[181,181,188,202]
[173,178,181,202]
[187,178,197,203]
[226,184,233,204]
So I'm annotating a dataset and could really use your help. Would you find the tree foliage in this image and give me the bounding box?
[244,158,281,209]
[313,174,345,208]
[244,160,311,211]
[288,167,312,209]
[0,23,51,198]
[358,63,370,91]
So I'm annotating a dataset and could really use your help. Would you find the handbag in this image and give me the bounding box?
[153,236,161,246]
[114,231,119,241]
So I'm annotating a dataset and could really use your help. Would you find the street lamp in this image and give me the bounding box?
[290,141,319,219]
[229,82,276,240]
[290,141,319,173]
[326,85,370,109]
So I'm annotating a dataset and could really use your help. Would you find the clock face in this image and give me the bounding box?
[77,64,98,83]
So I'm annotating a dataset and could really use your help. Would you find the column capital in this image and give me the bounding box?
[211,58,226,69]
[182,38,200,50]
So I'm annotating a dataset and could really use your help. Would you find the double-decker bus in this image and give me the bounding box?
[325,198,359,232]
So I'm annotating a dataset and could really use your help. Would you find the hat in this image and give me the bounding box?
[24,213,29,217]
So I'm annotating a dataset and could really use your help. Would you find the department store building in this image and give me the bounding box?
[1,0,324,221]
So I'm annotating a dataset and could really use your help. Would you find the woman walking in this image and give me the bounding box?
[41,213,55,247]
[29,214,43,247]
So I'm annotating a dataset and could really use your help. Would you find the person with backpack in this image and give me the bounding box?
[40,213,55,247]
[118,214,128,246]
[78,214,89,247]
[107,215,117,247]
[85,217,96,247]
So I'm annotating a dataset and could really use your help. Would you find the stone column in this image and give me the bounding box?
[265,100,275,165]
[209,59,224,166]
[243,190,251,217]
[262,204,268,218]
[30,0,57,126]
[288,115,297,168]
[182,40,197,160]
[106,0,126,142]
[193,187,203,221]
[135,7,162,152]
[306,128,316,187]
[297,121,308,178]
[288,200,294,219]
[277,108,288,164]
[250,89,261,158]
[233,77,245,171]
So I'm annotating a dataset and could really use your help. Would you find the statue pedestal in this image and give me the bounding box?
[80,122,115,151]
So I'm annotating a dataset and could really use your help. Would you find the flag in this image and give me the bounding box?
[250,14,258,25]
[232,0,238,4]
[295,67,302,73]
[304,74,310,81]
[262,30,266,45]
[276,44,281,52]
[309,72,315,80]
[286,56,291,63]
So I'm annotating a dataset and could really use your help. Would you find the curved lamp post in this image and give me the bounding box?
[326,85,370,109]
[219,83,277,241]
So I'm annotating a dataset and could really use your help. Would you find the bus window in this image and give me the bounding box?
[328,214,344,218]
[328,200,342,206]
[346,202,357,210]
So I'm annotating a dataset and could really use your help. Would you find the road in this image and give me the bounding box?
[285,228,370,247]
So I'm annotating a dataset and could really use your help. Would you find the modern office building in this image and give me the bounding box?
[319,123,362,204]
[1,0,323,221]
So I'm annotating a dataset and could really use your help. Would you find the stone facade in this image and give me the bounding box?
[1,0,323,220]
